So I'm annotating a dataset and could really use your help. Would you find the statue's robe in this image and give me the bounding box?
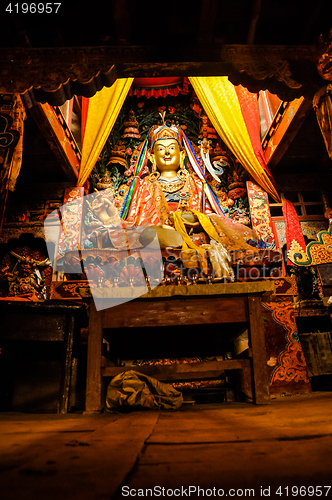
[120,174,271,262]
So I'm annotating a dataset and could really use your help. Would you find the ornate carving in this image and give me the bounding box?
[0,114,20,149]
[288,225,332,266]
[316,29,332,81]
[50,280,89,300]
[274,276,298,295]
[222,45,310,90]
[263,299,310,385]
[0,245,52,299]
[0,47,119,97]
[0,45,319,103]
[0,225,46,244]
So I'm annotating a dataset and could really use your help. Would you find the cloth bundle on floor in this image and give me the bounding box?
[106,370,183,411]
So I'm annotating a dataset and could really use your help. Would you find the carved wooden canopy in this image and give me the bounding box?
[1,1,331,105]
[0,44,327,106]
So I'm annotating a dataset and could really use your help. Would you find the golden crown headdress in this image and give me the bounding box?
[148,125,184,152]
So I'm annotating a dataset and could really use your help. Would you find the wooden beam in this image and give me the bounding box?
[116,61,233,78]
[85,301,104,413]
[102,359,250,381]
[28,102,80,181]
[103,296,248,328]
[247,0,262,44]
[263,97,313,169]
[0,45,315,102]
[248,295,270,404]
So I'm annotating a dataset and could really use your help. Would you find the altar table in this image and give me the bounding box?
[85,281,274,412]
[0,300,86,413]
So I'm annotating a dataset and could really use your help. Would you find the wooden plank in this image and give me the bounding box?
[263,98,312,169]
[103,296,247,329]
[93,281,275,300]
[58,313,75,414]
[85,301,104,413]
[101,356,113,368]
[247,295,270,404]
[102,359,250,381]
[0,300,83,311]
[28,103,79,181]
[0,313,66,341]
[299,332,332,377]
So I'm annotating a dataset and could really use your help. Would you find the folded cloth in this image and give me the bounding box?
[106,370,183,411]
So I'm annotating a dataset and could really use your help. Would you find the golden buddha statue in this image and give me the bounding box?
[120,125,280,274]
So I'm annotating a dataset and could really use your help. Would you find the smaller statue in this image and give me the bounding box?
[228,169,245,190]
[107,141,127,168]
[227,169,247,201]
[122,110,141,139]
[199,115,217,140]
[211,143,230,168]
[96,170,113,191]
[6,251,51,299]
[230,200,251,226]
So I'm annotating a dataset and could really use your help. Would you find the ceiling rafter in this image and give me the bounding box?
[197,0,219,45]
[247,0,262,44]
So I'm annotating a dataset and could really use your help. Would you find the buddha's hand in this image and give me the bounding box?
[171,210,200,228]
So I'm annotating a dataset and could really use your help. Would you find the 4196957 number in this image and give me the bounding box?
[5,3,61,13]
[276,486,331,496]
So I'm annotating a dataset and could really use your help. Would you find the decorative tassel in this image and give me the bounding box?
[182,131,225,216]
[120,138,148,219]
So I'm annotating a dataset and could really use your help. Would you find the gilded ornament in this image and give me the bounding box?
[287,226,332,266]
[159,179,185,193]
[316,30,332,81]
[148,171,161,183]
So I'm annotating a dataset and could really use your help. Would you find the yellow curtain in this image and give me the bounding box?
[189,77,280,202]
[77,78,134,187]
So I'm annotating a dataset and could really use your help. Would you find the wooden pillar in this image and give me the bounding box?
[85,300,104,413]
[248,294,270,404]
[59,312,75,414]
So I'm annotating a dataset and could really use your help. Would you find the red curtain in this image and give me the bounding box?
[81,97,89,146]
[282,199,306,265]
[128,77,189,99]
[235,85,277,190]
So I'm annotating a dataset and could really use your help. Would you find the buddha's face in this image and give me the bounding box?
[153,138,182,173]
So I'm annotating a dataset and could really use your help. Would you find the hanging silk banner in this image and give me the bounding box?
[247,181,276,249]
[189,77,280,202]
[235,85,277,190]
[282,198,306,265]
[77,78,134,187]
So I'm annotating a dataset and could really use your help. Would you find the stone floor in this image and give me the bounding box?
[1,392,332,500]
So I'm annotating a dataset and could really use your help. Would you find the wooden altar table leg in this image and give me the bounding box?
[248,295,270,405]
[58,312,75,414]
[85,300,104,413]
